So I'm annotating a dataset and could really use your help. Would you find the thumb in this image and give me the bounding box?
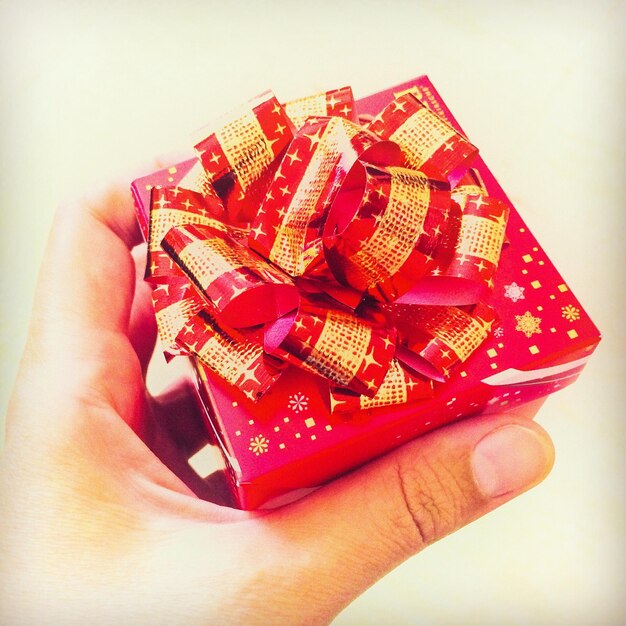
[271,407,554,618]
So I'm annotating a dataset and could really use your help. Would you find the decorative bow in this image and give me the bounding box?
[146,87,508,411]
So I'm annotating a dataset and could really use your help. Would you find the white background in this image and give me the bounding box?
[1,1,624,624]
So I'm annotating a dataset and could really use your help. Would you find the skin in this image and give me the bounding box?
[0,169,554,625]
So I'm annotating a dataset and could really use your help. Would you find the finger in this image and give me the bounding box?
[10,161,162,431]
[129,244,157,375]
[28,155,177,355]
[10,183,144,431]
[270,410,554,619]
[29,184,139,348]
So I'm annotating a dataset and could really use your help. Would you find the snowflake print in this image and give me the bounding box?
[504,282,525,303]
[288,392,309,413]
[515,311,542,338]
[249,435,269,456]
[493,327,504,338]
[561,305,580,322]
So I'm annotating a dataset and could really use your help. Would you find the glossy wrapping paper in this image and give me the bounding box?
[132,76,600,509]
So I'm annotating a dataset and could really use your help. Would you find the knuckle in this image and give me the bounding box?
[389,452,472,553]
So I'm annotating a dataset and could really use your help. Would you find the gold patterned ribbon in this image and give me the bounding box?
[145,87,508,410]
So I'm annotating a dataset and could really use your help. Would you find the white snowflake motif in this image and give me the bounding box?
[288,392,309,413]
[493,327,504,338]
[504,282,525,303]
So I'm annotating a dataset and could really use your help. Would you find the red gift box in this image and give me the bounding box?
[132,76,600,509]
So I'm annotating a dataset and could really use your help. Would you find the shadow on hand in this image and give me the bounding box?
[145,378,239,509]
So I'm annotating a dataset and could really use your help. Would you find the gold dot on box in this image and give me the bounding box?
[522,254,533,263]
[279,443,285,450]
[235,430,241,436]
[232,401,238,407]
[248,419,254,425]
[305,417,316,428]
[273,426,280,432]
[531,280,541,289]
[283,417,290,423]
[325,425,332,431]
[522,269,528,274]
[529,345,540,354]
[460,371,467,377]
[490,363,498,369]
[558,284,569,292]
[295,433,301,439]
[549,294,556,300]
[497,343,504,349]
[567,329,579,339]
[487,348,497,358]
[537,305,543,311]
[550,327,557,333]
[168,166,177,174]
[532,246,538,252]
[311,434,317,441]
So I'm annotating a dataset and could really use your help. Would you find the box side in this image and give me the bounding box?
[193,350,584,509]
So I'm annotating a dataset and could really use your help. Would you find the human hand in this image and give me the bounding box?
[0,174,554,625]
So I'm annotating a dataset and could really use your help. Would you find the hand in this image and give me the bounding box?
[0,173,554,625]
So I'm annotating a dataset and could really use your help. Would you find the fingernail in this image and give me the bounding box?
[471,425,551,498]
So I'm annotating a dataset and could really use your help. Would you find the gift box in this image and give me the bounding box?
[132,75,600,509]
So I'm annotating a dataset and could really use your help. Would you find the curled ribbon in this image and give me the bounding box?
[146,88,508,410]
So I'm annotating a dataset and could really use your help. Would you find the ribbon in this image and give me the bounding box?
[146,87,509,410]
